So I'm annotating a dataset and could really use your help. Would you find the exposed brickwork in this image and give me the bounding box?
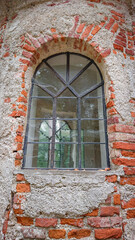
[2,2,135,239]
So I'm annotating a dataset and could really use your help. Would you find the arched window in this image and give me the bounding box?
[23,52,109,169]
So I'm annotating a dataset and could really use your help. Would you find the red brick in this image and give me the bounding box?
[17,97,27,103]
[19,58,30,65]
[120,177,135,185]
[111,10,123,18]
[95,228,122,239]
[101,48,111,58]
[21,90,27,97]
[121,150,135,158]
[21,228,46,239]
[38,36,45,45]
[88,216,122,227]
[105,196,111,204]
[112,158,135,167]
[110,93,115,99]
[81,25,93,39]
[35,218,57,227]
[13,194,26,204]
[113,43,123,52]
[16,174,25,181]
[108,108,117,115]
[27,34,41,48]
[76,23,85,33]
[88,0,100,2]
[107,117,119,124]
[4,97,11,103]
[124,167,135,175]
[107,100,114,108]
[127,209,135,219]
[100,207,119,216]
[91,25,101,35]
[125,48,134,56]
[23,44,36,52]
[61,218,83,227]
[15,160,21,166]
[116,35,126,43]
[114,39,126,47]
[3,52,10,57]
[106,175,117,183]
[22,50,33,59]
[16,183,30,192]
[105,18,115,30]
[13,208,24,214]
[108,124,135,134]
[68,15,79,37]
[17,217,33,226]
[68,229,91,239]
[18,104,27,112]
[131,112,135,117]
[114,194,121,205]
[112,15,119,21]
[113,142,135,150]
[15,135,23,143]
[9,110,26,118]
[2,221,8,234]
[111,23,119,33]
[85,208,98,216]
[49,230,66,239]
[121,198,135,209]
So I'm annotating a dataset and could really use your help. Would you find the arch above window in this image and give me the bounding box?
[23,52,109,169]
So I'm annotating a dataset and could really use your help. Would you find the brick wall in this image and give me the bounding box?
[0,0,135,239]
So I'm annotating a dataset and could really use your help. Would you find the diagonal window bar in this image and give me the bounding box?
[69,60,94,85]
[34,81,55,97]
[45,61,66,85]
[80,82,103,98]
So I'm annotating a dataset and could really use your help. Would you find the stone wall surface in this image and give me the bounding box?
[0,0,135,239]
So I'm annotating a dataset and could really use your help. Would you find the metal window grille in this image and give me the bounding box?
[23,52,109,170]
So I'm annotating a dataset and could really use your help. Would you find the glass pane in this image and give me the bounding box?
[69,54,89,81]
[47,54,66,81]
[34,63,65,95]
[54,143,78,168]
[81,97,104,118]
[60,88,76,97]
[71,64,101,96]
[30,98,53,118]
[25,143,51,168]
[32,85,51,97]
[56,98,77,118]
[84,86,102,98]
[81,144,107,168]
[55,120,78,143]
[27,120,53,142]
[81,120,106,143]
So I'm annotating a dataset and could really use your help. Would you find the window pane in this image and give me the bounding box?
[54,143,78,168]
[47,54,66,81]
[69,54,89,81]
[81,144,107,168]
[60,88,76,97]
[84,86,102,97]
[55,120,78,143]
[56,98,77,118]
[30,98,53,118]
[33,85,51,97]
[81,120,106,143]
[27,120,53,142]
[81,98,104,118]
[34,63,65,95]
[25,143,51,168]
[71,64,101,95]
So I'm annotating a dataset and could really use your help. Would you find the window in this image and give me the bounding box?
[23,52,109,169]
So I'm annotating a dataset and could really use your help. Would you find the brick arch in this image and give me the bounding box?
[10,29,118,169]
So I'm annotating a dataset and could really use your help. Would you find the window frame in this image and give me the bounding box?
[22,52,110,170]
